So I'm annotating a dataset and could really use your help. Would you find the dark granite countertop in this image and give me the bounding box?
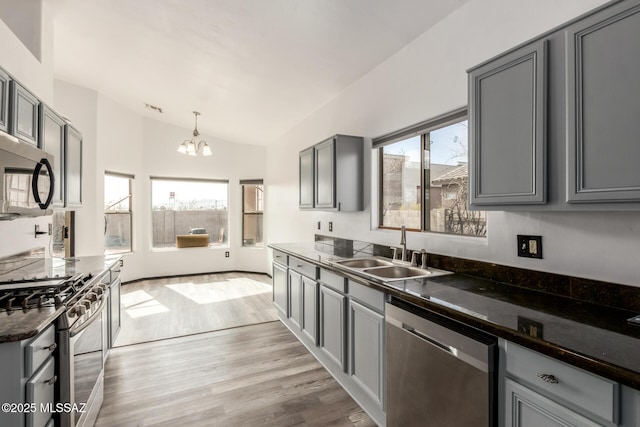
[0,255,123,344]
[270,242,640,390]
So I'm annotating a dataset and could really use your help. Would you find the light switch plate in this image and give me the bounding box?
[517,235,542,259]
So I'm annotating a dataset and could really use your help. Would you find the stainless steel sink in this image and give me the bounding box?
[335,258,394,268]
[328,257,451,282]
[362,265,432,279]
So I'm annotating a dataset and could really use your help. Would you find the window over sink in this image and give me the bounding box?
[375,108,486,237]
[151,177,229,248]
[241,179,263,247]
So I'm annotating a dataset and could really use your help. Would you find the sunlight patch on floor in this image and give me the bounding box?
[121,289,170,318]
[165,279,271,304]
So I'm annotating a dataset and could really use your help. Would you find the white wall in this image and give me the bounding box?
[0,0,54,259]
[265,0,640,287]
[52,82,267,281]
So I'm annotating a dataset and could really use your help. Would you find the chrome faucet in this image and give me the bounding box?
[399,225,407,262]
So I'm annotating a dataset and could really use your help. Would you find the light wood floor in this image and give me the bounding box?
[115,272,279,346]
[96,321,375,426]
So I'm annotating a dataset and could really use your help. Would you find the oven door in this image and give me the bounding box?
[59,297,107,427]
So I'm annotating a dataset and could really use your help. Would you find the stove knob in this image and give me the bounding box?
[68,308,76,318]
[77,305,86,316]
[86,292,98,302]
[94,287,104,296]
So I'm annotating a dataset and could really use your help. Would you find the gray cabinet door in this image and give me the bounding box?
[39,104,66,207]
[314,137,335,209]
[299,147,314,209]
[64,125,83,207]
[301,276,318,345]
[469,40,547,206]
[10,80,40,146]
[349,300,384,407]
[288,270,303,329]
[272,262,288,316]
[26,356,56,427]
[0,68,8,132]
[319,284,346,371]
[566,3,640,203]
[505,379,601,427]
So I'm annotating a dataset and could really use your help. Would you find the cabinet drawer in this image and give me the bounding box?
[25,324,56,377]
[272,250,288,266]
[319,268,347,293]
[289,256,317,279]
[505,341,618,423]
[26,356,55,427]
[348,280,384,313]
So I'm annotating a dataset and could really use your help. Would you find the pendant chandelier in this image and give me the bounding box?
[177,111,212,156]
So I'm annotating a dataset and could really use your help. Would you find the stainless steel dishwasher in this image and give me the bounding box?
[385,298,497,427]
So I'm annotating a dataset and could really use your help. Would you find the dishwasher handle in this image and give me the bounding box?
[386,302,495,374]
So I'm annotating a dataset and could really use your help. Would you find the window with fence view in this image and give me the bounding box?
[104,173,133,254]
[379,110,486,237]
[151,178,229,248]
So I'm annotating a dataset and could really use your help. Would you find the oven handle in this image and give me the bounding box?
[69,295,107,337]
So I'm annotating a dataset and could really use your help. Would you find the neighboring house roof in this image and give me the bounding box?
[432,163,468,185]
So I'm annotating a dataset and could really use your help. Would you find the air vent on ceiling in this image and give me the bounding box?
[145,103,163,114]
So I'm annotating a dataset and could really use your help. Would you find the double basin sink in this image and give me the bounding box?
[329,257,451,282]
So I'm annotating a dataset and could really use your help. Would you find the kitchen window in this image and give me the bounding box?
[151,177,229,248]
[375,108,486,237]
[241,180,264,247]
[104,172,133,254]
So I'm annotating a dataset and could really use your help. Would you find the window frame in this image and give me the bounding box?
[240,179,264,247]
[149,176,230,249]
[375,108,485,237]
[104,172,134,254]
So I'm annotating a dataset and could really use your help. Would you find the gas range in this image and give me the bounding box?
[0,274,91,312]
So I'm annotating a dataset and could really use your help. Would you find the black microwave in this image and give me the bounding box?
[0,131,54,220]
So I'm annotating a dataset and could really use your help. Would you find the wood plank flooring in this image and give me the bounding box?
[96,322,375,426]
[115,272,279,346]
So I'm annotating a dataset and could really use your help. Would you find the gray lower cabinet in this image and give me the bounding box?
[272,261,288,316]
[319,284,347,371]
[288,270,303,329]
[503,340,619,426]
[0,68,9,132]
[301,276,318,345]
[0,324,56,427]
[348,299,384,407]
[64,124,83,207]
[566,2,640,203]
[468,39,547,206]
[299,147,314,209]
[505,378,601,427]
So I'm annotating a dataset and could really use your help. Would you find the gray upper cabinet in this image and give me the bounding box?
[39,104,66,207]
[9,80,39,146]
[64,125,83,207]
[0,68,9,132]
[314,137,335,209]
[299,134,363,211]
[469,40,547,206]
[566,3,640,203]
[299,147,314,209]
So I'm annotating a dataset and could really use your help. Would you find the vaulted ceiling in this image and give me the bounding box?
[52,0,469,146]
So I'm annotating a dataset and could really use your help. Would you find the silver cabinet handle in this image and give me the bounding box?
[537,373,559,384]
[45,375,57,385]
[45,343,57,352]
[297,265,304,268]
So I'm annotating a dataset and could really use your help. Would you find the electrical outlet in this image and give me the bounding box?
[328,221,333,232]
[517,235,543,258]
[518,316,544,338]
[225,251,230,258]
[317,221,321,230]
